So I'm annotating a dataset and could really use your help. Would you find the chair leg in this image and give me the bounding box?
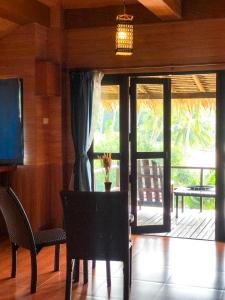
[11,243,18,278]
[30,251,37,294]
[106,260,111,287]
[129,247,132,287]
[54,244,60,272]
[123,255,130,300]
[83,260,88,284]
[73,259,80,283]
[65,258,74,300]
[92,260,96,269]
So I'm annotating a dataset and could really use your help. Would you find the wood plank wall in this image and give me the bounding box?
[0,20,64,233]
[66,18,225,71]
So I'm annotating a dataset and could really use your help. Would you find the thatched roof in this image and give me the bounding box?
[101,73,216,111]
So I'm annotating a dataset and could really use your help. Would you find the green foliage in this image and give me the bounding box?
[93,97,216,209]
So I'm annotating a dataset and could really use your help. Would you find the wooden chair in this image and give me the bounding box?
[137,159,173,210]
[60,190,132,300]
[0,186,66,293]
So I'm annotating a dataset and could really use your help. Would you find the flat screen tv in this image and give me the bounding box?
[0,78,23,165]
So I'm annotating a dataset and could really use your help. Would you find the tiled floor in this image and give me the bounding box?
[0,236,225,299]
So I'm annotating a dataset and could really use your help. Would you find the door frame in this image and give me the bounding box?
[130,77,171,234]
[216,71,225,242]
[93,70,225,241]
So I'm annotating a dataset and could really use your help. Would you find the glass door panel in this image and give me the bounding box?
[137,158,164,226]
[137,84,164,152]
[93,84,120,191]
[130,78,171,233]
[91,75,129,194]
[94,85,120,153]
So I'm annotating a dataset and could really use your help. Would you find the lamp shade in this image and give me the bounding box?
[116,14,134,56]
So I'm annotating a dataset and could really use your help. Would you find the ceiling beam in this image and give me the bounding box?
[0,0,50,27]
[137,0,182,20]
[65,0,225,29]
[65,4,159,29]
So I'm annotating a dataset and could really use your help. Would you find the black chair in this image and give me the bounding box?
[60,190,132,300]
[0,186,66,293]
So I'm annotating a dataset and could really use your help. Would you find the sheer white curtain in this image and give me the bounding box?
[89,71,104,146]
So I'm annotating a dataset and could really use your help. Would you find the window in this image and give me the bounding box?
[0,79,23,164]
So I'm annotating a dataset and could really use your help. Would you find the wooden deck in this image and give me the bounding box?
[137,208,215,240]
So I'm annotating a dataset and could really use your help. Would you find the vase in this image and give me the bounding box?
[104,181,112,192]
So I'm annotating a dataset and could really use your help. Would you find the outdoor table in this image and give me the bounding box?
[174,186,216,218]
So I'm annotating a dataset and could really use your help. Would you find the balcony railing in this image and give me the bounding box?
[94,163,215,193]
[171,165,215,187]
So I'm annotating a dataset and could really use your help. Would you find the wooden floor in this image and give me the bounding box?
[1,236,225,299]
[138,208,215,240]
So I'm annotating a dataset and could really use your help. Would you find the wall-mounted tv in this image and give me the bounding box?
[0,79,23,165]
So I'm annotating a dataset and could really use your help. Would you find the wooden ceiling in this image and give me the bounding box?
[0,0,181,35]
[38,0,181,20]
[0,1,224,39]
[0,17,17,38]
[38,0,136,9]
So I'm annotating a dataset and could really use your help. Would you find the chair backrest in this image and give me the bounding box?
[137,159,163,206]
[60,191,129,261]
[0,187,35,250]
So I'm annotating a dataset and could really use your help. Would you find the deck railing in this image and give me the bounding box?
[171,165,215,187]
[94,164,216,191]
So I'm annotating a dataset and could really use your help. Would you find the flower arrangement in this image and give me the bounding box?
[98,153,112,182]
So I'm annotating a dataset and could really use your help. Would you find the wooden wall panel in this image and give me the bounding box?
[34,22,64,228]
[48,96,63,227]
[62,70,74,189]
[0,21,64,233]
[0,25,35,77]
[0,24,38,232]
[36,61,60,96]
[35,24,48,60]
[66,18,225,71]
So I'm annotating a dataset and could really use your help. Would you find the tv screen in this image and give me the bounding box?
[0,79,23,164]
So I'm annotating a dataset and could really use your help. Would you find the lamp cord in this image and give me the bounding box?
[123,0,126,14]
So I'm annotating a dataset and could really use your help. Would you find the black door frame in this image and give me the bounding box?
[216,71,225,242]
[130,77,171,234]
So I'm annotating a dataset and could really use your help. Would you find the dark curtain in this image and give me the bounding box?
[0,79,23,164]
[70,71,94,191]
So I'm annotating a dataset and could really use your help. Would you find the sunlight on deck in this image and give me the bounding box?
[137,207,215,241]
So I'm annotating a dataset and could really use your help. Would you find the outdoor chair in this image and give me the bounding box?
[60,190,132,300]
[0,186,66,293]
[137,159,173,210]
